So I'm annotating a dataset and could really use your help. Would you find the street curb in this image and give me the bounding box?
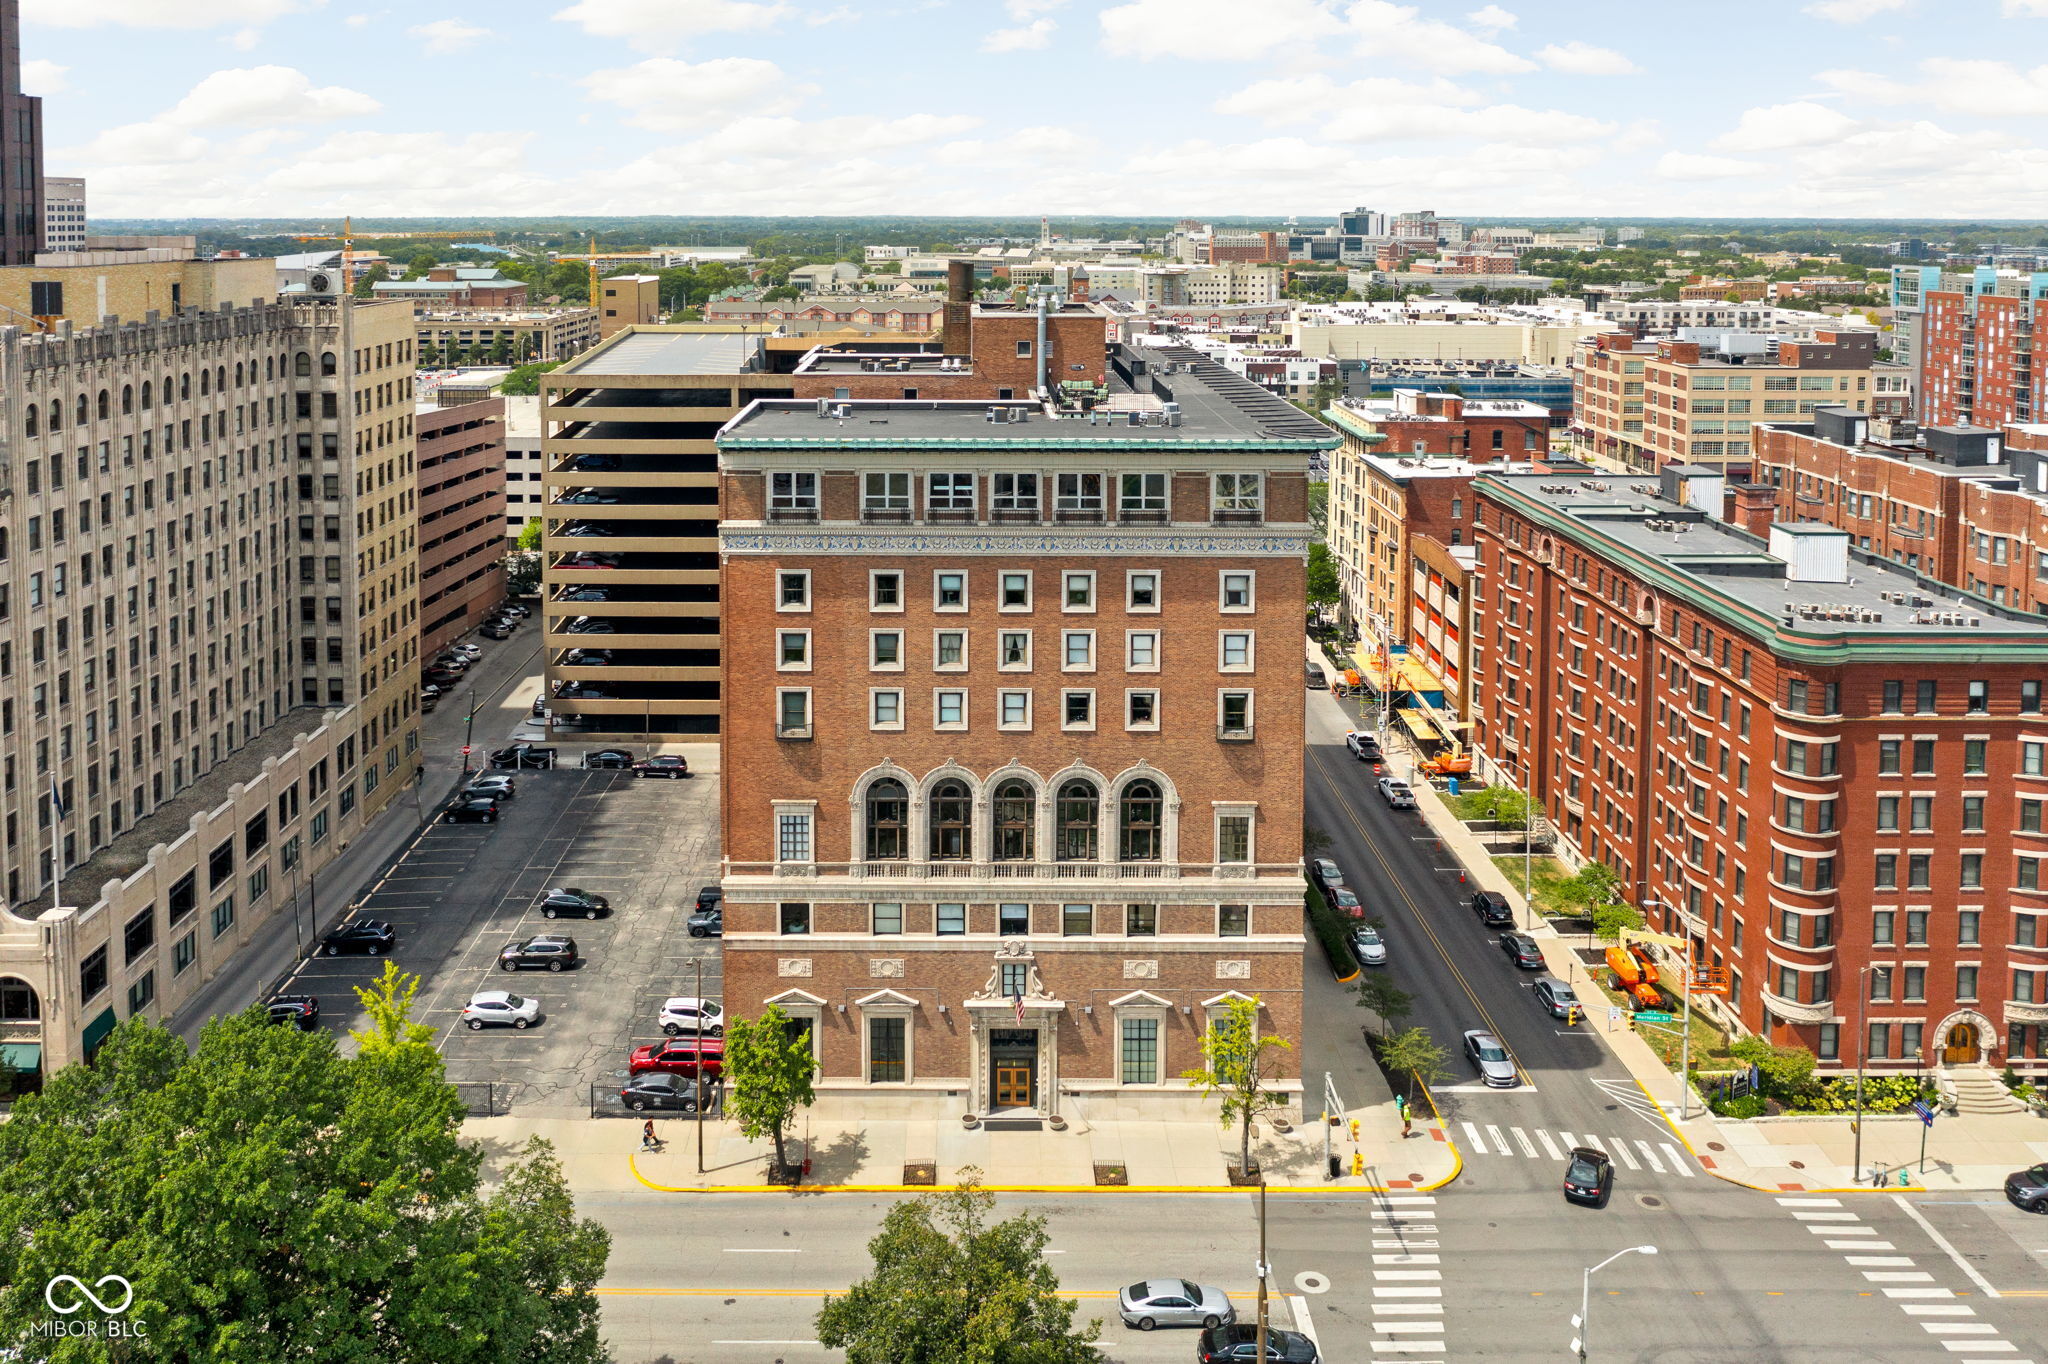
[1627,1075,1929,1195]
[625,1154,1437,1196]
[1412,1073,1463,1191]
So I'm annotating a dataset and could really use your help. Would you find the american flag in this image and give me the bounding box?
[1012,991,1025,1024]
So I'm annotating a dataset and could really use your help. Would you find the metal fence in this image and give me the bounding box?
[452,1081,507,1117]
[591,1080,725,1120]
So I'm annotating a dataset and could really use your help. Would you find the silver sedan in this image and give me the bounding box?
[1463,1029,1518,1087]
[1117,1278,1235,1331]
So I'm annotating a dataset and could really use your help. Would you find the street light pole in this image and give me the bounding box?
[462,688,479,778]
[1574,1244,1657,1362]
[1854,964,1871,1183]
[1255,1175,1270,1362]
[695,955,707,1175]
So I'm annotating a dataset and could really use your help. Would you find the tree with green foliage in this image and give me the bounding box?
[1730,1036,1821,1106]
[352,262,389,298]
[506,550,539,597]
[1377,1026,1451,1105]
[1307,480,1329,535]
[762,284,802,302]
[1556,860,1624,919]
[352,959,437,1055]
[1182,995,1293,1177]
[724,1004,818,1175]
[1591,900,1647,942]
[816,1174,1103,1364]
[404,249,439,280]
[1306,543,1341,615]
[501,361,562,396]
[1354,972,1414,1038]
[1467,784,1530,831]
[0,1011,609,1362]
[517,520,543,552]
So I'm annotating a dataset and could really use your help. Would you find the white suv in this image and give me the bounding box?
[659,997,725,1037]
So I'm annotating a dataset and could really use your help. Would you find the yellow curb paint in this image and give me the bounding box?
[628,1153,1444,1197]
[1624,1075,1936,1194]
[1412,1071,1464,1192]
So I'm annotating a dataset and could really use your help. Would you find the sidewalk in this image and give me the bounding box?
[1408,769,2048,1193]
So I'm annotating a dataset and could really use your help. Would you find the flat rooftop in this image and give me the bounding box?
[556,330,763,378]
[1483,470,2048,641]
[794,349,971,375]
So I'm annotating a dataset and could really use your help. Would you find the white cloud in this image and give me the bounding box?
[1821,58,2048,117]
[580,57,810,131]
[983,16,1054,49]
[2004,0,2048,14]
[931,125,1097,165]
[551,0,788,49]
[1005,0,1067,14]
[1654,151,1767,178]
[20,59,68,94]
[1099,0,1340,59]
[804,4,857,22]
[1466,4,1515,29]
[1343,0,1536,74]
[227,27,261,49]
[408,18,490,52]
[1217,74,1608,146]
[23,0,311,27]
[1804,0,1909,20]
[1537,41,1639,75]
[344,12,376,25]
[165,67,381,126]
[66,122,212,167]
[1711,100,1860,151]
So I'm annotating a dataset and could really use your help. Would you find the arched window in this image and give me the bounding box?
[234,362,244,387]
[96,389,109,419]
[320,351,337,376]
[139,380,151,410]
[1056,779,1099,862]
[216,366,227,392]
[23,403,35,435]
[992,779,1035,861]
[120,384,133,414]
[1119,780,1164,862]
[179,373,191,400]
[47,401,59,432]
[199,369,210,396]
[74,393,87,425]
[0,976,40,1021]
[264,356,274,381]
[930,779,972,861]
[865,779,908,860]
[294,352,312,377]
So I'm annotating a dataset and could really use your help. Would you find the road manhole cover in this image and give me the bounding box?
[1707,1142,1725,1152]
[1789,1160,1805,1169]
[1408,1173,1423,1181]
[1635,1195,1665,1210]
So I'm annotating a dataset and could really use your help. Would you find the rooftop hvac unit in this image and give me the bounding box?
[815,397,831,418]
[304,269,341,299]
[1008,407,1025,423]
[834,405,851,419]
[1968,617,1982,627]
[985,407,1001,423]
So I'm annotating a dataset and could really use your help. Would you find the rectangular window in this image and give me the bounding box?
[777,689,811,737]
[1126,903,1157,936]
[777,812,813,863]
[1917,679,1937,712]
[123,908,156,964]
[1217,814,1252,863]
[1219,691,1252,737]
[999,690,1031,729]
[999,631,1031,670]
[868,1017,906,1083]
[769,471,817,514]
[1869,1022,1891,1061]
[210,896,235,940]
[1218,904,1250,937]
[1120,1017,1159,1084]
[1219,631,1253,670]
[871,631,903,670]
[1908,852,1931,889]
[780,902,811,935]
[1063,631,1095,670]
[1879,740,1901,775]
[1063,571,1095,610]
[863,471,911,513]
[1957,965,1979,1001]
[937,903,966,936]
[1220,571,1254,611]
[1904,965,1926,1001]
[872,903,903,935]
[1055,472,1103,516]
[777,570,810,610]
[1063,903,1093,936]
[934,571,966,610]
[1874,854,1897,889]
[871,571,903,611]
[1127,571,1160,612]
[172,931,196,975]
[1876,795,1899,832]
[127,970,155,1016]
[1127,631,1159,672]
[1127,690,1159,730]
[1063,690,1094,729]
[777,631,811,671]
[2025,680,2042,714]
[927,472,974,512]
[1213,472,1262,516]
[992,472,1038,514]
[1001,571,1032,610]
[999,903,1030,936]
[934,690,966,729]
[1872,910,1894,946]
[1961,853,1983,889]
[934,630,967,670]
[871,689,903,729]
[1119,472,1167,517]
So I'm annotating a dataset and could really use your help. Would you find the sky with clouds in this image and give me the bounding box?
[21,0,2048,221]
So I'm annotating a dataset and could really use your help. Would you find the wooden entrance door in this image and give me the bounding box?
[1943,1023,1979,1065]
[994,1064,1032,1108]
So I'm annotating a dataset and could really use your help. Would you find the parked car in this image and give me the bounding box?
[1471,890,1514,928]
[1349,924,1387,967]
[1377,777,1416,809]
[628,1038,725,1079]
[422,667,461,688]
[1305,662,1327,689]
[557,555,618,570]
[696,886,723,913]
[432,653,470,673]
[419,689,440,713]
[1328,886,1363,918]
[1463,1029,1517,1087]
[570,453,621,472]
[480,621,514,640]
[659,997,726,1037]
[1197,1323,1319,1362]
[442,796,500,825]
[465,774,516,801]
[322,920,395,956]
[452,643,483,660]
[584,749,635,769]
[1563,1146,1614,1206]
[1117,1279,1235,1331]
[491,745,558,770]
[265,994,320,1030]
[564,618,616,634]
[558,586,614,602]
[2005,1163,2048,1213]
[561,523,615,537]
[1308,858,1345,894]
[500,935,579,972]
[559,489,620,505]
[1345,731,1383,763]
[634,755,689,779]
[461,991,539,1030]
[619,1073,707,1113]
[556,682,613,700]
[562,648,614,666]
[686,907,722,939]
[501,602,531,617]
[541,887,609,920]
[1499,932,1544,969]
[532,693,548,717]
[1532,976,1580,1020]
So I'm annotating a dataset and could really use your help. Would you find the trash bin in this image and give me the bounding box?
[1328,1155,1342,1179]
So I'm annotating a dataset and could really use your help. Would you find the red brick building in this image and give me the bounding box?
[417,396,508,655]
[1920,285,2045,429]
[1476,464,2048,1076]
[713,344,1335,1117]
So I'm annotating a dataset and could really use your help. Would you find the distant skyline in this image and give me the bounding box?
[23,0,2048,220]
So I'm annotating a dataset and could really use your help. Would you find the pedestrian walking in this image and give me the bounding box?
[1396,1093,1413,1138]
[641,1118,660,1152]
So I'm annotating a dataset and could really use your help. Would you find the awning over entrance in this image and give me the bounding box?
[0,1042,41,1072]
[79,1007,117,1056]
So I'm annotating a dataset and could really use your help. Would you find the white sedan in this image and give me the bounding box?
[659,996,725,1037]
[462,991,539,1030]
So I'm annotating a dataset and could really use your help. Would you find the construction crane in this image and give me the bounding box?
[288,218,496,294]
[587,235,599,311]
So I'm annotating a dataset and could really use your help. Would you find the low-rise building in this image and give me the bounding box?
[501,393,544,538]
[598,274,661,339]
[1290,299,1602,368]
[414,308,598,365]
[371,267,528,309]
[704,294,945,333]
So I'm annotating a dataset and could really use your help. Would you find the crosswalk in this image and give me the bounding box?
[1367,1192,1445,1362]
[1456,1121,1695,1176]
[1777,1195,2033,1363]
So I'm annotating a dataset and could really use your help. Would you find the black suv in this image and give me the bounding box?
[500,935,579,972]
[490,744,558,770]
[1472,890,1514,928]
[540,887,609,920]
[265,995,320,1030]
[322,920,395,956]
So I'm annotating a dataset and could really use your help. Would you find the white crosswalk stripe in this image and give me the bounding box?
[1367,1194,1445,1364]
[1609,1140,1640,1170]
[1535,1128,1563,1159]
[1460,1121,1487,1154]
[1511,1126,1538,1157]
[1485,1124,1508,1154]
[1447,1124,1695,1174]
[1634,1139,1666,1174]
[1661,1143,1693,1175]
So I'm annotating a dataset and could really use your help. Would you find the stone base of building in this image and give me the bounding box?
[803,1079,1305,1124]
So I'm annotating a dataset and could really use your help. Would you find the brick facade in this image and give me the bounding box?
[417,398,507,656]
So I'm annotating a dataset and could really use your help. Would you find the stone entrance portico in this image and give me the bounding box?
[965,941,1064,1117]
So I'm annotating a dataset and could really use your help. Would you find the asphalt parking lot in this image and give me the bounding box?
[275,760,720,1116]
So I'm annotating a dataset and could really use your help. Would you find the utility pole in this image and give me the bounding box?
[1255,1175,1270,1361]
[1853,964,1871,1183]
[1677,936,1693,1120]
[695,955,707,1174]
[462,687,479,778]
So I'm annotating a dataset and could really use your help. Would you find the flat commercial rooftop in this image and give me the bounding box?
[1483,470,2048,641]
[558,331,761,378]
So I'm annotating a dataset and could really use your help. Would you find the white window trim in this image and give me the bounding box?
[775,686,813,737]
[870,902,905,935]
[859,998,917,1085]
[933,687,969,732]
[1218,688,1255,736]
[932,627,970,673]
[1113,997,1172,1087]
[1214,906,1252,938]
[1123,686,1162,732]
[927,470,976,513]
[869,628,905,672]
[869,568,905,614]
[1220,569,1256,613]
[998,629,1034,673]
[1214,800,1257,864]
[869,687,905,732]
[1218,629,1255,673]
[1063,569,1097,614]
[1126,569,1162,614]
[1062,629,1096,674]
[1061,687,1097,732]
[1126,629,1161,674]
[933,569,969,613]
[863,470,911,514]
[997,688,1033,732]
[776,569,811,614]
[772,799,818,865]
[764,989,825,1064]
[999,569,1034,613]
[776,628,813,673]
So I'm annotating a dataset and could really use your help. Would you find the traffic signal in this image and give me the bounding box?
[1566,1005,1580,1027]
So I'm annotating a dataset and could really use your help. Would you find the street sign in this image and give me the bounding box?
[1911,1100,1935,1127]
[1633,1010,1676,1022]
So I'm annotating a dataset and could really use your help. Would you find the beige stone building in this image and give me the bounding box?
[598,274,661,338]
[414,307,598,365]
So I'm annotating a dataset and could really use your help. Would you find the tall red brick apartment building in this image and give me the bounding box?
[713,332,1335,1119]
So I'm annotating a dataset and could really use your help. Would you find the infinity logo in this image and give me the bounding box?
[44,1274,134,1315]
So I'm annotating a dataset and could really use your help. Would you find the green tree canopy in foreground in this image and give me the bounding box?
[816,1174,1102,1364]
[0,1007,609,1363]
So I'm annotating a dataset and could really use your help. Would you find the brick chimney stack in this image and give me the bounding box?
[943,261,975,357]
[1727,482,1779,539]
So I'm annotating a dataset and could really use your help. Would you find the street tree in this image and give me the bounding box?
[1354,973,1414,1037]
[517,520,543,552]
[816,1174,1102,1364]
[1182,995,1293,1177]
[724,1004,818,1175]
[1377,1026,1451,1106]
[351,958,436,1055]
[501,361,562,396]
[1307,543,1341,615]
[404,249,438,279]
[0,1014,610,1362]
